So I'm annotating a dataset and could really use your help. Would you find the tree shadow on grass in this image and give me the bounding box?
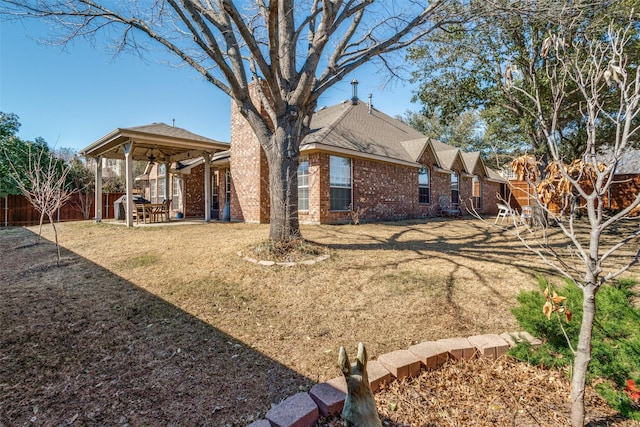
[0,228,313,426]
[312,219,560,288]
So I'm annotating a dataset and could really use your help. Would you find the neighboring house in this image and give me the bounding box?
[146,82,505,223]
[604,147,640,215]
[83,157,124,180]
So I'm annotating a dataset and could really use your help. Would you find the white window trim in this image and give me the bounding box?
[329,155,352,211]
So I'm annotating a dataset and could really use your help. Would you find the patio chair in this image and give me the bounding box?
[438,195,461,217]
[520,205,533,224]
[160,199,172,222]
[134,203,151,224]
[495,203,516,224]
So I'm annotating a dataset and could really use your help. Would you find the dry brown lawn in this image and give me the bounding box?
[1,218,638,426]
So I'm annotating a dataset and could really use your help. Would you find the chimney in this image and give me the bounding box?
[351,79,359,105]
[368,93,372,114]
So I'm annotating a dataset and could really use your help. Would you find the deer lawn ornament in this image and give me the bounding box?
[338,342,382,427]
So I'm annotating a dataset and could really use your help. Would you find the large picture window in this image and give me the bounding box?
[298,156,309,211]
[451,172,459,206]
[330,155,352,211]
[418,166,430,204]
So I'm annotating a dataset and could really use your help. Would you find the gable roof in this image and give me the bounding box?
[429,138,463,171]
[301,100,502,181]
[302,101,424,166]
[461,151,487,177]
[80,122,229,163]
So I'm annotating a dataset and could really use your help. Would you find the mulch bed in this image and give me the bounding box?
[318,356,630,426]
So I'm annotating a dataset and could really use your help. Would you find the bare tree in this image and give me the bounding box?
[10,145,74,266]
[1,0,469,242]
[68,156,95,220]
[498,19,640,427]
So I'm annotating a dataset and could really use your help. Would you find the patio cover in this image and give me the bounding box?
[79,123,229,226]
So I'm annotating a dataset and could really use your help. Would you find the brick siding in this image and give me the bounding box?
[229,87,270,223]
[225,82,504,223]
[184,164,206,217]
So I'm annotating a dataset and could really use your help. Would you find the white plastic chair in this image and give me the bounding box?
[439,195,461,217]
[495,203,516,224]
[520,205,532,224]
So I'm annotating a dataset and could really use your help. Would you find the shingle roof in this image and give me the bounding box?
[616,147,640,174]
[461,151,485,175]
[303,101,425,164]
[80,122,229,163]
[122,123,223,144]
[301,99,504,181]
[599,146,640,175]
[399,138,430,161]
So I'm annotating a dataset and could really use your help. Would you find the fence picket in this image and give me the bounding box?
[1,193,125,226]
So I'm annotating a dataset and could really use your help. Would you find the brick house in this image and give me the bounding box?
[141,154,227,220]
[163,91,505,223]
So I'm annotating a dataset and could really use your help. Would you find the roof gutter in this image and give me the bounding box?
[301,142,419,168]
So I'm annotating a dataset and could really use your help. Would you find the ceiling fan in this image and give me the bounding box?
[147,148,156,165]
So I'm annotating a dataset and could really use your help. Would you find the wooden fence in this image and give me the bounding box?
[1,193,125,227]
[507,175,640,216]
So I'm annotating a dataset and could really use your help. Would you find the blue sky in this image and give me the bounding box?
[1,17,420,153]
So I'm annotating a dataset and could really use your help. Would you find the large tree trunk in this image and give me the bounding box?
[570,280,596,427]
[264,129,302,242]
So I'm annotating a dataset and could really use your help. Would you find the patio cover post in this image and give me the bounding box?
[204,153,211,222]
[164,161,171,205]
[124,143,134,227]
[94,155,103,222]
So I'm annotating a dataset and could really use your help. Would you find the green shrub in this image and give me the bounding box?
[510,276,640,420]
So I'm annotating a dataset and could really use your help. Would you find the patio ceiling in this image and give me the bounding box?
[79,122,229,163]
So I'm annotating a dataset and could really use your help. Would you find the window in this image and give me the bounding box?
[172,177,181,210]
[156,164,167,203]
[158,178,166,201]
[225,170,231,203]
[212,172,219,210]
[330,155,352,211]
[418,166,430,204]
[150,180,157,203]
[451,172,459,206]
[472,176,482,210]
[298,156,309,211]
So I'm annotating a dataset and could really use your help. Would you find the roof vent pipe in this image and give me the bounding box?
[351,79,359,105]
[368,93,372,114]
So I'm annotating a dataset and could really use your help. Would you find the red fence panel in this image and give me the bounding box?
[1,193,125,227]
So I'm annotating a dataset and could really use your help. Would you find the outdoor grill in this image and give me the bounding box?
[113,195,150,220]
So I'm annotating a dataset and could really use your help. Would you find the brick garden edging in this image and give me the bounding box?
[247,331,542,427]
